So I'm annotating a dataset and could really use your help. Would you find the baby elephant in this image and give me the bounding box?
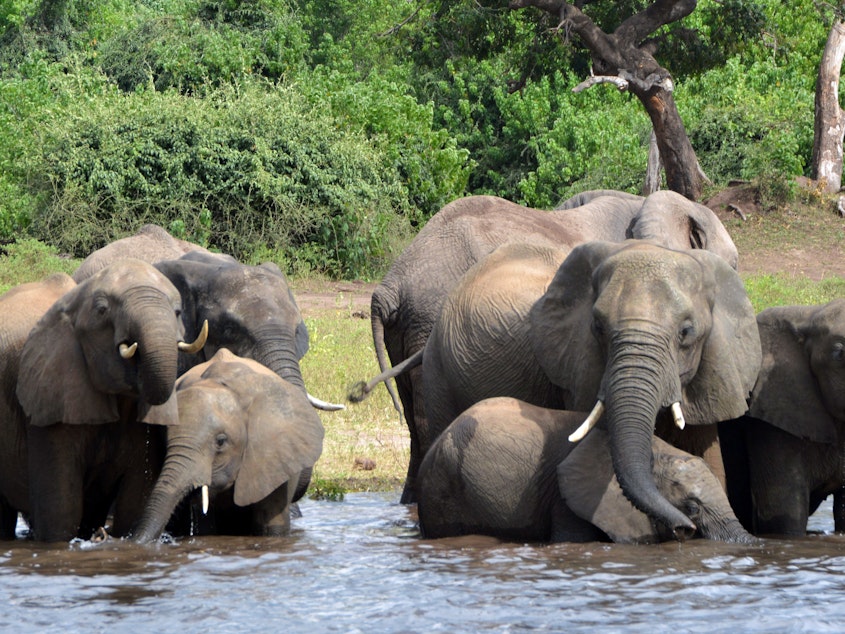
[417,397,752,544]
[132,349,324,542]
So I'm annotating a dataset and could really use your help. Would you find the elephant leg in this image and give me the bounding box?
[747,421,809,536]
[251,482,292,537]
[718,420,754,533]
[0,500,18,539]
[834,488,845,533]
[399,365,425,504]
[26,425,84,542]
[110,424,164,538]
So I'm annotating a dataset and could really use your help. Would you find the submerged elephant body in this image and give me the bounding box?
[421,239,761,536]
[720,300,845,536]
[132,349,324,542]
[417,398,752,544]
[368,190,738,502]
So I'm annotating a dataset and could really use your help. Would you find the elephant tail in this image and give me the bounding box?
[348,348,423,406]
[366,310,405,415]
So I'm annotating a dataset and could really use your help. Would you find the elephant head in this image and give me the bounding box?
[631,190,739,270]
[132,349,324,542]
[747,300,845,443]
[530,240,761,536]
[559,427,751,543]
[155,252,310,391]
[17,259,201,427]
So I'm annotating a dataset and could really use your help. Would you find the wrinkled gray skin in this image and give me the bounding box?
[422,240,761,537]
[418,397,753,544]
[0,273,77,539]
[720,299,845,536]
[72,224,211,283]
[133,349,324,542]
[368,190,738,503]
[11,260,190,541]
[154,252,322,500]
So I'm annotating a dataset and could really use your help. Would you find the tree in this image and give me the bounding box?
[508,0,709,199]
[811,7,845,193]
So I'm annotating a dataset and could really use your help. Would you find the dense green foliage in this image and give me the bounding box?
[0,0,833,278]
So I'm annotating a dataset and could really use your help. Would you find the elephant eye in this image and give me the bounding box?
[215,433,228,451]
[591,316,605,340]
[679,322,696,347]
[683,499,701,519]
[832,342,845,363]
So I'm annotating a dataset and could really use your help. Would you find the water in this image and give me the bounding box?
[0,492,842,633]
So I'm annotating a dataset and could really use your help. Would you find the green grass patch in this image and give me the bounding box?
[743,273,845,313]
[0,238,79,294]
[298,300,408,496]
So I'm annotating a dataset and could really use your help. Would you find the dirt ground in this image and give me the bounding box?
[294,182,845,313]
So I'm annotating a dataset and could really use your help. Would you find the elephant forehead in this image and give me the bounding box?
[177,382,242,420]
[217,269,299,317]
[90,259,181,302]
[598,249,705,295]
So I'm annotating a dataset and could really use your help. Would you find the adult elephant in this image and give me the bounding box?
[420,240,761,537]
[10,260,207,541]
[72,224,211,283]
[418,397,753,544]
[0,273,77,539]
[719,300,845,536]
[132,349,324,542]
[367,190,738,503]
[154,251,341,412]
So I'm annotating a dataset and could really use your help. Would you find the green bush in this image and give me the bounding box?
[30,78,414,278]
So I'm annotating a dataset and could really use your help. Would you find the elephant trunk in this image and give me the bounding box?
[132,439,206,543]
[603,329,697,538]
[254,325,306,391]
[127,290,182,406]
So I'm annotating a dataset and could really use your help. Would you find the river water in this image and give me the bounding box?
[1,491,842,633]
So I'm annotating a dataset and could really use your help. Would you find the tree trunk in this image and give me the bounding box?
[812,19,845,193]
[509,0,705,200]
[643,129,662,194]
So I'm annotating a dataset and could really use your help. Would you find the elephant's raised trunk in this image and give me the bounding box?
[127,292,182,406]
[132,439,206,543]
[603,329,697,538]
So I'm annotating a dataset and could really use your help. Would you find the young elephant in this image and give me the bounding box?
[720,299,845,536]
[132,349,324,542]
[417,397,752,544]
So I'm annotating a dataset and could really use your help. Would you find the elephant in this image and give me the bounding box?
[8,259,207,541]
[418,239,761,537]
[417,397,753,544]
[719,299,845,536]
[154,251,341,411]
[72,224,211,283]
[131,349,324,542]
[0,273,77,539]
[366,189,738,502]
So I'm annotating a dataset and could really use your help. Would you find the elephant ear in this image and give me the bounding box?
[17,293,119,426]
[233,373,324,506]
[557,428,658,543]
[529,241,623,409]
[682,249,762,426]
[747,305,836,443]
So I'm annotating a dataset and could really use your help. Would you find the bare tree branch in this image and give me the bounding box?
[615,0,699,46]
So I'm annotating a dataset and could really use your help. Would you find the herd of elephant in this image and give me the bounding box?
[2,187,843,547]
[354,189,845,544]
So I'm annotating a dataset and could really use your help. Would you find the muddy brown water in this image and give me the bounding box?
[1,492,843,633]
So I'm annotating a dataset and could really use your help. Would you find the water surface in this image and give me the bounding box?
[0,492,841,633]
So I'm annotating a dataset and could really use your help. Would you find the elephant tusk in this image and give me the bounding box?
[119,342,138,359]
[671,401,686,430]
[308,393,346,411]
[569,400,605,443]
[178,320,209,354]
[202,485,209,515]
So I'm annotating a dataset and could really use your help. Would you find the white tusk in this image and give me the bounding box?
[308,393,346,411]
[569,400,605,443]
[119,342,138,359]
[201,485,209,515]
[671,402,686,430]
[178,319,209,354]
